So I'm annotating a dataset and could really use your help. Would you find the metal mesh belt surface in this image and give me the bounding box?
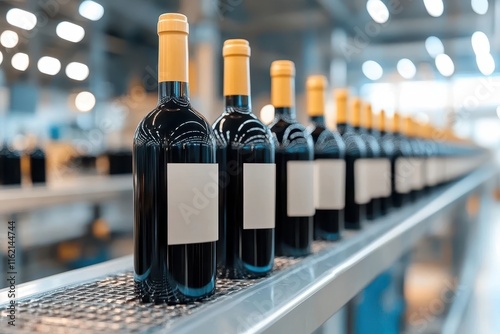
[0,241,332,333]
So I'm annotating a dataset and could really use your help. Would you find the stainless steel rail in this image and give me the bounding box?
[0,175,132,214]
[0,165,495,334]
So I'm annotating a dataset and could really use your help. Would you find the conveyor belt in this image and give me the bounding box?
[0,166,496,334]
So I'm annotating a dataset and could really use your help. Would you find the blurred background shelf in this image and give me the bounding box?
[0,165,495,333]
[0,174,132,215]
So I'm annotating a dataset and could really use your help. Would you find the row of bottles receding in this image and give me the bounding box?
[133,13,488,304]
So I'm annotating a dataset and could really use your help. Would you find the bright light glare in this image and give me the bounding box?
[79,1,104,21]
[37,56,61,76]
[362,60,383,80]
[11,52,29,71]
[65,62,90,81]
[0,30,19,48]
[0,51,3,65]
[397,58,417,79]
[6,8,37,30]
[366,0,390,24]
[425,36,444,58]
[75,91,96,112]
[56,21,85,43]
[471,31,490,55]
[476,53,495,76]
[260,104,275,125]
[423,0,444,17]
[435,54,454,77]
[471,0,488,15]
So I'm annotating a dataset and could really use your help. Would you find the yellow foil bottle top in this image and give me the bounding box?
[306,75,327,117]
[334,88,348,124]
[223,39,251,96]
[379,109,387,132]
[392,113,401,133]
[350,97,362,127]
[271,60,295,108]
[362,103,373,129]
[157,13,189,83]
[403,116,413,137]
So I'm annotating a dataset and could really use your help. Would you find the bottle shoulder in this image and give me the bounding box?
[307,124,346,157]
[212,111,274,148]
[270,119,313,151]
[134,99,215,147]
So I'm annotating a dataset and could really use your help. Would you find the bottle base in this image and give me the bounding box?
[134,276,215,304]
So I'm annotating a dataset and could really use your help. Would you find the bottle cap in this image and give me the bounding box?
[362,103,373,129]
[306,75,327,117]
[223,39,251,57]
[158,13,189,34]
[270,60,295,77]
[350,97,362,127]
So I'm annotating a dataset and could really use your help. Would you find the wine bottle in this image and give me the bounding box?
[133,13,217,303]
[213,39,275,278]
[422,123,440,191]
[351,98,381,220]
[371,109,393,215]
[385,113,412,208]
[305,75,346,241]
[0,145,21,186]
[404,117,425,201]
[269,60,314,256]
[30,147,46,184]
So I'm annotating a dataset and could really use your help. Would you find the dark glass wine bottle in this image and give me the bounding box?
[269,60,314,256]
[403,117,425,201]
[133,13,217,304]
[0,145,21,186]
[372,110,394,214]
[351,98,381,220]
[305,75,346,241]
[213,39,275,278]
[384,113,412,208]
[30,147,46,184]
[335,90,367,230]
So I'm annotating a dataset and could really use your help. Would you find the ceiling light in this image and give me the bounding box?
[366,0,390,24]
[11,52,29,71]
[471,0,488,15]
[423,0,444,17]
[435,54,454,77]
[56,21,85,43]
[79,1,104,21]
[65,62,90,81]
[6,8,37,30]
[37,56,61,76]
[425,36,444,58]
[476,53,495,76]
[75,91,96,112]
[362,60,383,81]
[260,104,275,125]
[0,30,19,48]
[471,31,490,55]
[397,58,417,79]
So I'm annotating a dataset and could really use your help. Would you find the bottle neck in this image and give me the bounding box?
[158,81,189,102]
[337,122,352,135]
[310,115,325,127]
[275,107,296,120]
[225,95,251,109]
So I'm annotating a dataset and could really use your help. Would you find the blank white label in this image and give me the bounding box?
[314,159,345,210]
[287,160,315,217]
[395,158,413,193]
[370,158,392,198]
[354,159,371,204]
[410,158,425,190]
[167,163,218,245]
[425,158,440,186]
[243,163,276,229]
